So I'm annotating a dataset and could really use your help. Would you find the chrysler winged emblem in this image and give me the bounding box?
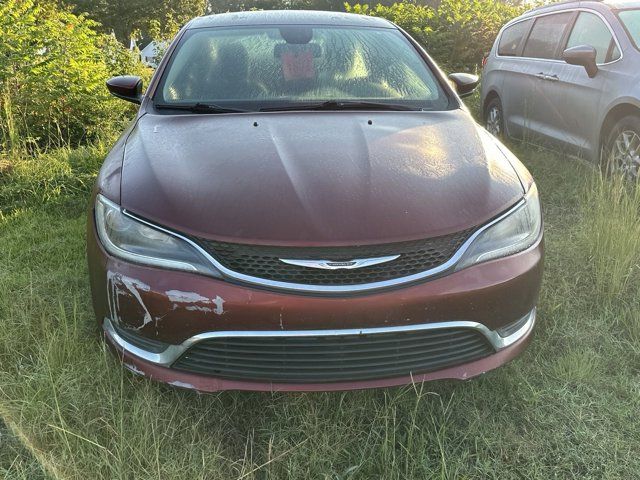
[279,255,400,270]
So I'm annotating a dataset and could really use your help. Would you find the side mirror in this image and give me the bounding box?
[448,73,480,98]
[106,76,143,104]
[563,45,598,78]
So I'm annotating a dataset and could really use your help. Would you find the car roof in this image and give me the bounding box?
[520,0,640,20]
[187,10,395,29]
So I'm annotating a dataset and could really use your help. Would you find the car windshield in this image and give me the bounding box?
[155,25,450,111]
[619,9,640,48]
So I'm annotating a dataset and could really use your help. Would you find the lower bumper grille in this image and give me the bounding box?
[113,323,168,353]
[172,328,494,383]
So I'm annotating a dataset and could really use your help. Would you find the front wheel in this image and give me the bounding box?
[485,97,504,139]
[602,115,640,181]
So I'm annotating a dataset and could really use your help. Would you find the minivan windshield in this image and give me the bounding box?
[619,9,640,48]
[155,25,450,111]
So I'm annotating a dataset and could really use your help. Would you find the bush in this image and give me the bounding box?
[0,0,149,154]
[345,0,526,72]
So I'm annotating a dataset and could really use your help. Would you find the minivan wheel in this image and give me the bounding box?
[603,115,640,181]
[485,97,504,138]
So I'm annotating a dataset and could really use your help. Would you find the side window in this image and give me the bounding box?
[498,20,532,56]
[523,12,574,59]
[566,12,618,63]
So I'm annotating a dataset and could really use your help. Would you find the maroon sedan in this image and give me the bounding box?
[89,11,543,392]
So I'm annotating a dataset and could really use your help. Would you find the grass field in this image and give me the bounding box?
[1,420,48,479]
[1,130,639,478]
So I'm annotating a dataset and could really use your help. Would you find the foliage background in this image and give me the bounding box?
[346,0,526,71]
[0,0,150,154]
[0,0,149,154]
[61,0,208,44]
[0,0,526,155]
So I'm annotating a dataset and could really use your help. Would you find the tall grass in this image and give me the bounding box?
[582,173,640,299]
[0,420,49,480]
[1,88,19,157]
[0,144,107,220]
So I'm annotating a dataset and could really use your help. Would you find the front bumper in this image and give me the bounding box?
[88,216,543,392]
[105,312,535,392]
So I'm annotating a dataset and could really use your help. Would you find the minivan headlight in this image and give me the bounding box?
[456,183,541,270]
[94,194,221,277]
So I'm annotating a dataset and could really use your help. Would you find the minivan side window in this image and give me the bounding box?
[565,12,619,63]
[618,9,640,49]
[498,20,532,56]
[523,12,574,59]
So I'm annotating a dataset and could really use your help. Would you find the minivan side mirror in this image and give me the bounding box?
[563,45,598,78]
[448,73,480,98]
[106,76,143,104]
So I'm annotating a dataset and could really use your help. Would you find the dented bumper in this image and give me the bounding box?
[88,215,543,392]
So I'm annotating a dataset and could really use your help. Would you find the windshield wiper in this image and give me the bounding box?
[154,102,248,114]
[260,100,419,112]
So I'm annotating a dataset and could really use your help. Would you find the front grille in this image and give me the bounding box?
[194,229,475,286]
[172,328,494,383]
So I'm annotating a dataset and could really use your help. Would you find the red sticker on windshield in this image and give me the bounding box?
[282,51,315,80]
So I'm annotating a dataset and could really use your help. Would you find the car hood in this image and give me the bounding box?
[120,110,524,245]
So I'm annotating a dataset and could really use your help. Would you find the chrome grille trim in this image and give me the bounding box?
[196,231,474,286]
[103,308,535,368]
[122,198,525,293]
[278,255,401,270]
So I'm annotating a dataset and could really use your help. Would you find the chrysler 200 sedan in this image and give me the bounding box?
[88,10,543,392]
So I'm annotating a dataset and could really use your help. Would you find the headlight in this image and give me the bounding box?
[456,183,542,270]
[94,194,222,277]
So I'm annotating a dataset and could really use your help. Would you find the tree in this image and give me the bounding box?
[205,0,413,14]
[346,0,525,72]
[61,0,206,43]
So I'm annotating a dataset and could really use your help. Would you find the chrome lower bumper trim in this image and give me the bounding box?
[103,308,536,368]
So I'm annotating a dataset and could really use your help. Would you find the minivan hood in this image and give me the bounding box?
[120,110,523,245]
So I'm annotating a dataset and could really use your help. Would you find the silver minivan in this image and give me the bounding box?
[481,0,640,179]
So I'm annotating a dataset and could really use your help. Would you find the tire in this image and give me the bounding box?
[485,97,505,139]
[602,115,640,181]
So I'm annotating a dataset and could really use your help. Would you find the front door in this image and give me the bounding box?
[551,11,620,159]
[517,11,575,147]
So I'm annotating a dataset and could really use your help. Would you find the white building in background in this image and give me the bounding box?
[130,39,168,68]
[139,41,168,68]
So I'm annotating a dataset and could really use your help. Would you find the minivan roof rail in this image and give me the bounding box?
[525,0,606,16]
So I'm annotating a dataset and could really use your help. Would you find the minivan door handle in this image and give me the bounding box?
[534,73,559,82]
